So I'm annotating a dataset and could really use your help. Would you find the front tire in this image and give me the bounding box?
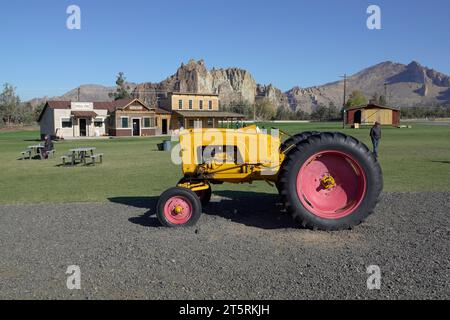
[178,178,212,206]
[279,132,383,230]
[156,187,202,227]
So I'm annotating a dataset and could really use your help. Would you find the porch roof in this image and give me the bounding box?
[71,111,98,118]
[174,111,245,118]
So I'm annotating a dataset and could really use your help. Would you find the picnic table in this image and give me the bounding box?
[70,147,96,165]
[60,147,103,166]
[67,147,96,166]
[28,144,45,159]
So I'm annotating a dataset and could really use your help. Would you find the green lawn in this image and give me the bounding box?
[0,122,449,205]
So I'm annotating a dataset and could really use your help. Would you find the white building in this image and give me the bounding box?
[38,101,108,139]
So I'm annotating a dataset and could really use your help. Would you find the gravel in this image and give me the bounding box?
[0,192,449,300]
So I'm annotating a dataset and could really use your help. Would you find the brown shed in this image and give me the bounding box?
[346,104,400,126]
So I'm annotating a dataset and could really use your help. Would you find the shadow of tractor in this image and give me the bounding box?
[109,190,297,230]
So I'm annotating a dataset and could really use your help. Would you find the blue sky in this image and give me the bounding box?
[1,0,449,100]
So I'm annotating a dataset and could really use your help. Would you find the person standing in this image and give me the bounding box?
[370,122,381,159]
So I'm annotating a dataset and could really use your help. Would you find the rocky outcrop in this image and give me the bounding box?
[256,84,289,108]
[29,60,450,112]
[134,60,257,106]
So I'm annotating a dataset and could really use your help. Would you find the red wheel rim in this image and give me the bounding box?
[163,196,193,225]
[296,150,367,219]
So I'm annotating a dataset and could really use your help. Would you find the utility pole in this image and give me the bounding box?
[77,87,80,102]
[384,82,388,105]
[340,74,347,129]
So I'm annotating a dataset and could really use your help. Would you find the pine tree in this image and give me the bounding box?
[109,72,131,100]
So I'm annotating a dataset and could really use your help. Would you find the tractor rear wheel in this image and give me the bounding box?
[156,187,202,227]
[280,131,319,153]
[278,132,383,230]
[277,131,319,193]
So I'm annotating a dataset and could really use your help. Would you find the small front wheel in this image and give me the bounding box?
[156,187,202,227]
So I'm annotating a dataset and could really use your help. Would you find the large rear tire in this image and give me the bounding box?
[277,131,319,193]
[279,132,383,230]
[156,187,202,227]
[280,131,319,153]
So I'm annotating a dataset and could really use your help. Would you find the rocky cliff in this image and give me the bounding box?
[133,59,257,107]
[30,59,450,112]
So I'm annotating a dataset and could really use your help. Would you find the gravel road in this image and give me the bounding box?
[0,191,449,300]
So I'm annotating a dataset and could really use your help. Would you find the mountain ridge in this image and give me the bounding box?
[29,59,450,113]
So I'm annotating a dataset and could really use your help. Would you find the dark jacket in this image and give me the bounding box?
[44,138,54,152]
[370,126,381,140]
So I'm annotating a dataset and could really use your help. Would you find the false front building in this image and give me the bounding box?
[38,98,171,139]
[158,92,245,129]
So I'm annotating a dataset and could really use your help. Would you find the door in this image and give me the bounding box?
[162,119,168,135]
[79,119,87,137]
[132,119,140,136]
[354,110,362,124]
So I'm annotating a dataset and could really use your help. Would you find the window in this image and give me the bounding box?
[189,100,193,110]
[207,118,214,128]
[208,100,213,110]
[121,117,129,128]
[188,119,195,128]
[61,118,72,128]
[94,118,103,127]
[199,100,203,110]
[178,100,183,109]
[143,117,155,128]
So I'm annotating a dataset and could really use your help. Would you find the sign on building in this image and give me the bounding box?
[71,102,94,111]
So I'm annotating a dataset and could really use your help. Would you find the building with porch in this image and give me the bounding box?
[158,92,245,129]
[38,98,171,139]
[38,93,246,139]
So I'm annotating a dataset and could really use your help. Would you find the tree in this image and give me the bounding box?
[34,103,46,121]
[0,83,21,125]
[369,92,387,106]
[253,98,277,121]
[16,102,35,125]
[295,109,310,120]
[109,72,131,100]
[311,104,328,121]
[328,102,341,120]
[276,107,294,120]
[222,99,253,118]
[346,90,367,108]
[369,92,380,104]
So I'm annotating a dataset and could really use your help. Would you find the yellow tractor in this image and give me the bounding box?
[157,126,383,230]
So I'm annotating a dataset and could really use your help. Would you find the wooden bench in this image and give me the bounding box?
[89,154,103,166]
[21,149,32,160]
[60,155,73,166]
[47,149,56,158]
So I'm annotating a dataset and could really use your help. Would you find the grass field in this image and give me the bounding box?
[0,122,449,205]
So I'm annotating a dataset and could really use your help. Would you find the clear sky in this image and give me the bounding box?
[1,0,449,100]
